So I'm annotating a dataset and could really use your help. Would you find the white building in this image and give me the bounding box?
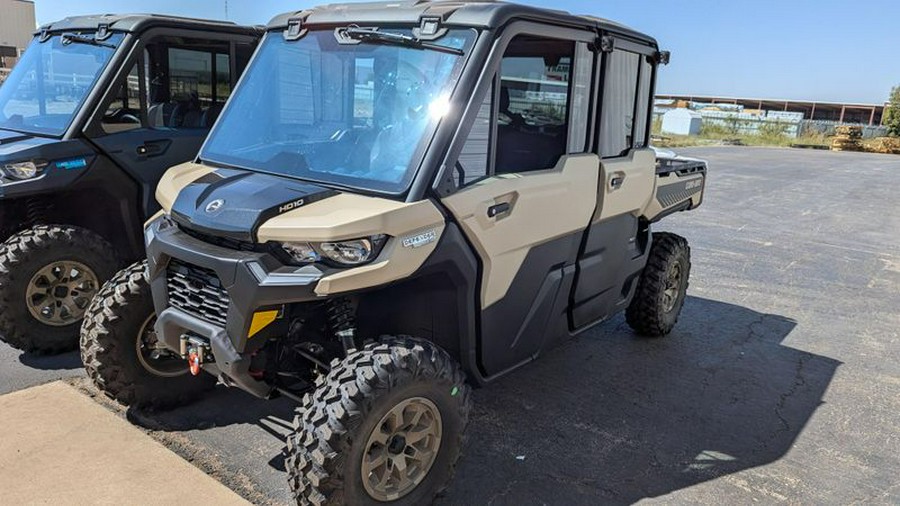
[661,108,702,136]
[0,0,36,69]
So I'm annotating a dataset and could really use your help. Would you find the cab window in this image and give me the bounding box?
[454,34,588,187]
[100,37,245,134]
[598,47,653,158]
[495,35,573,174]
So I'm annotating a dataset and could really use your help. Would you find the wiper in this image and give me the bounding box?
[61,33,116,49]
[341,27,463,56]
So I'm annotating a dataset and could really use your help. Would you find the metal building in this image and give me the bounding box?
[657,94,886,126]
[0,0,36,69]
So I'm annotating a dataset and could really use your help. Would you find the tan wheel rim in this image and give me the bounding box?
[25,260,99,327]
[135,314,186,377]
[361,396,443,502]
[662,261,682,313]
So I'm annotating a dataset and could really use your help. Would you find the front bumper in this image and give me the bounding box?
[145,216,330,396]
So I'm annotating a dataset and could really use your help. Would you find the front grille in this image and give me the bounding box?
[166,260,230,327]
[178,225,259,252]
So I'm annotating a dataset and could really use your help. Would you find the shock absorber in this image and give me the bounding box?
[25,198,49,227]
[326,296,358,354]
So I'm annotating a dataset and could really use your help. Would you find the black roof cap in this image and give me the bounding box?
[37,13,263,36]
[267,0,656,46]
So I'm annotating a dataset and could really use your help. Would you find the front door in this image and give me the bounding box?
[87,32,255,218]
[442,30,597,376]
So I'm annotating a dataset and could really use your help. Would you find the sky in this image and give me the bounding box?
[32,0,900,104]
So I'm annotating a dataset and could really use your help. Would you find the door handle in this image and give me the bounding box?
[136,140,171,157]
[609,172,626,190]
[487,202,511,218]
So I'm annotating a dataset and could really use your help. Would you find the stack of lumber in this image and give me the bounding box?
[831,125,863,152]
[867,137,900,155]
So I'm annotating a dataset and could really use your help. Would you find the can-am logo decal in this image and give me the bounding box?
[55,158,88,170]
[685,179,702,190]
[279,198,306,213]
[205,199,225,213]
[402,229,437,249]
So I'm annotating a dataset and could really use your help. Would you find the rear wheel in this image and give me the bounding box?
[626,232,691,337]
[80,261,215,409]
[0,225,118,353]
[286,336,471,505]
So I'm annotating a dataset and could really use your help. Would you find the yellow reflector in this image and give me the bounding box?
[248,310,279,338]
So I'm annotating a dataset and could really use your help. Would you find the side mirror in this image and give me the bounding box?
[657,50,671,65]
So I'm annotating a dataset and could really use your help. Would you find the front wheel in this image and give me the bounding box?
[286,336,471,505]
[626,232,691,337]
[80,261,215,409]
[0,225,118,353]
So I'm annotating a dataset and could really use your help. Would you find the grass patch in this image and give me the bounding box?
[651,122,833,149]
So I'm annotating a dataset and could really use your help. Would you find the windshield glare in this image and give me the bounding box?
[201,28,475,194]
[0,33,124,137]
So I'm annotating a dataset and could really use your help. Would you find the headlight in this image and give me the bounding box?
[281,235,388,266]
[2,160,48,181]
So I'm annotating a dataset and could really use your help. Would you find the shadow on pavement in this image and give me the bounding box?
[116,295,839,505]
[439,295,841,505]
[18,350,82,370]
[126,387,296,440]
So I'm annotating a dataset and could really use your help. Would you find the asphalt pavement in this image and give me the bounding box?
[1,146,898,505]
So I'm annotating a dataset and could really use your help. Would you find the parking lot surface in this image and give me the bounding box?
[1,146,898,504]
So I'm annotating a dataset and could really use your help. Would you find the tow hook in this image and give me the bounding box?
[179,334,213,376]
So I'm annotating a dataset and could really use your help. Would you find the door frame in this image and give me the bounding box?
[435,21,599,380]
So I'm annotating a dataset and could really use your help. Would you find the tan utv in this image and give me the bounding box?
[80,1,707,504]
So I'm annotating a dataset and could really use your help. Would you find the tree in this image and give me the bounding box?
[883,86,900,137]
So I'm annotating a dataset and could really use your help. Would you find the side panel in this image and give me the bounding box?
[597,148,656,221]
[91,129,207,218]
[570,214,648,328]
[569,148,656,328]
[441,154,598,375]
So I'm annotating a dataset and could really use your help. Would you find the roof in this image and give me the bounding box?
[664,108,702,118]
[266,0,657,46]
[36,14,263,37]
[658,94,887,110]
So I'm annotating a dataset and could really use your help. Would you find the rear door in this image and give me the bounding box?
[569,37,659,328]
[86,30,257,219]
[441,26,598,376]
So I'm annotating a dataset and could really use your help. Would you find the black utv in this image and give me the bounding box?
[81,2,707,504]
[0,15,261,353]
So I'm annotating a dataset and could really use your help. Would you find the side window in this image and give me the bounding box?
[456,83,493,186]
[145,39,232,130]
[101,63,144,134]
[216,53,232,103]
[568,42,594,154]
[633,57,653,147]
[599,49,640,158]
[167,48,212,129]
[454,35,587,188]
[96,37,240,136]
[495,35,573,174]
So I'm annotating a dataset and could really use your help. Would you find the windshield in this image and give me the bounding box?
[0,32,124,137]
[200,28,476,194]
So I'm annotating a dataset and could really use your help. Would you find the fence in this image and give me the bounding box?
[654,108,803,138]
[800,120,887,139]
[653,106,890,139]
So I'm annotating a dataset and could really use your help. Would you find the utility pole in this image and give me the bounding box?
[224,0,229,20]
